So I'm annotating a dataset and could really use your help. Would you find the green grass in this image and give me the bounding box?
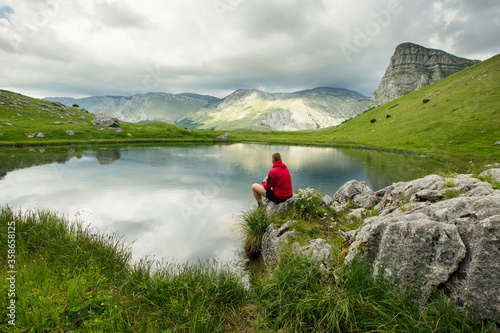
[1,203,495,332]
[311,54,500,158]
[241,206,269,255]
[0,90,225,146]
[0,207,247,332]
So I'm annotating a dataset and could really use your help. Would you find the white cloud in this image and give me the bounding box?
[0,0,499,99]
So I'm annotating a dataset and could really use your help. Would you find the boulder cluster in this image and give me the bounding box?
[262,168,500,325]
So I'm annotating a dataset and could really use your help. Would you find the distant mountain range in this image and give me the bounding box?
[44,42,483,132]
[46,87,369,131]
[45,92,218,124]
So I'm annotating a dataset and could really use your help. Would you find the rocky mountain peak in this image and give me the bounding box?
[369,42,480,108]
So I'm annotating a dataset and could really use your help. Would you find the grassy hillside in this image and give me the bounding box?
[0,90,220,146]
[314,54,500,157]
[228,54,499,161]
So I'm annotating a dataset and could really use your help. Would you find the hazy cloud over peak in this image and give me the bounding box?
[0,0,498,99]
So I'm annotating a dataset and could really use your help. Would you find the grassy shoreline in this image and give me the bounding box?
[2,197,495,332]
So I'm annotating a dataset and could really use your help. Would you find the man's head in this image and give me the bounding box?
[272,152,281,163]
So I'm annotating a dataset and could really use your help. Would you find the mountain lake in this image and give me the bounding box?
[0,143,442,265]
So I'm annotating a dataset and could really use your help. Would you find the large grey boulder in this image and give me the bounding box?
[92,113,120,127]
[374,174,445,213]
[333,180,377,208]
[343,175,500,325]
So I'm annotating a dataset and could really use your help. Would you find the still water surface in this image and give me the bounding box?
[0,143,441,264]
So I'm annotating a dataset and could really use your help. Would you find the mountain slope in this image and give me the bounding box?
[316,53,500,157]
[0,90,218,146]
[46,92,221,124]
[369,43,480,108]
[178,87,369,131]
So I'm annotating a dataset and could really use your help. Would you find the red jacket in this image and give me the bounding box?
[263,159,293,199]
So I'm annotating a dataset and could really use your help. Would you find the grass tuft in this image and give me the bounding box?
[240,206,268,255]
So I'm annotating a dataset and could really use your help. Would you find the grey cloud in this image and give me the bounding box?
[1,0,499,100]
[94,1,151,29]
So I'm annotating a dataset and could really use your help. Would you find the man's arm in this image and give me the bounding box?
[263,173,274,190]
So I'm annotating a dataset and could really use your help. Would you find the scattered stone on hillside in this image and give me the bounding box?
[304,239,333,269]
[5,123,12,126]
[484,163,500,168]
[265,197,296,215]
[92,113,120,127]
[414,189,445,202]
[27,133,35,138]
[224,132,232,137]
[479,168,500,183]
[113,128,124,133]
[333,180,377,208]
[341,174,500,325]
[320,194,334,207]
[348,208,367,220]
[36,132,46,138]
[55,122,65,125]
[261,220,298,266]
[127,133,132,137]
[495,141,500,146]
[217,134,228,140]
[66,130,74,136]
[66,121,78,125]
[79,116,86,120]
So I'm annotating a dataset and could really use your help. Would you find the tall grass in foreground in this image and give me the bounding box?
[240,206,268,254]
[1,205,496,332]
[0,206,247,332]
[252,250,494,332]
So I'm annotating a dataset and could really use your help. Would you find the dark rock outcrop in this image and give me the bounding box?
[369,43,480,108]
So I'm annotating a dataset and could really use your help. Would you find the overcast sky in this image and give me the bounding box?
[0,0,499,99]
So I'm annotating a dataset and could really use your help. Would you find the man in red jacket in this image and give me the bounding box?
[251,152,293,205]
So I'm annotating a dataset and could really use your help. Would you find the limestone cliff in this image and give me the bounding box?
[369,43,480,108]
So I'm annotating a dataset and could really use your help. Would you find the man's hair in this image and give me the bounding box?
[272,152,281,162]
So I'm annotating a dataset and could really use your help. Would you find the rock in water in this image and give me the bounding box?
[92,112,120,127]
[369,43,480,108]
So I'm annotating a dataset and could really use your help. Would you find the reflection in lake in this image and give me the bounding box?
[0,144,442,264]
